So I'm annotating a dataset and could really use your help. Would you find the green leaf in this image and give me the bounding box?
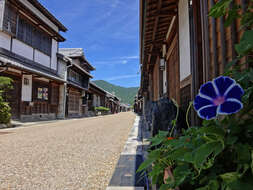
[173,164,192,186]
[199,126,225,138]
[195,186,208,190]
[228,179,253,190]
[194,141,223,168]
[251,151,253,175]
[224,59,238,73]
[209,0,233,18]
[235,143,251,164]
[224,5,240,27]
[137,158,154,172]
[220,172,239,183]
[159,184,170,190]
[208,180,220,190]
[235,30,253,56]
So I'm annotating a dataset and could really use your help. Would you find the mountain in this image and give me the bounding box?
[92,80,139,105]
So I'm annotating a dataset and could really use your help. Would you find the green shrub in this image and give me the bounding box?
[0,76,13,124]
[95,106,110,112]
[0,97,11,124]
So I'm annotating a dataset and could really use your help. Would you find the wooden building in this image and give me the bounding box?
[139,0,248,124]
[87,82,107,111]
[59,48,95,118]
[0,0,67,121]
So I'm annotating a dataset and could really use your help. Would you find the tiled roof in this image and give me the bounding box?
[59,48,95,71]
[59,48,84,58]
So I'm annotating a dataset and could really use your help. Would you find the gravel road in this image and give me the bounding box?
[0,112,136,190]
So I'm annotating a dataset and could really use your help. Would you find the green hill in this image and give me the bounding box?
[92,80,139,105]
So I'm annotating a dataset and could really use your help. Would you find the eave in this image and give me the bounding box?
[140,0,178,92]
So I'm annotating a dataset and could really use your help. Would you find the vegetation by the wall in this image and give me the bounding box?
[93,80,138,105]
[138,1,253,190]
[95,106,110,112]
[0,76,13,124]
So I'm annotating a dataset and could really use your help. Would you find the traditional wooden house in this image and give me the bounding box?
[139,0,247,124]
[0,0,67,121]
[105,91,120,114]
[59,48,95,118]
[87,82,107,111]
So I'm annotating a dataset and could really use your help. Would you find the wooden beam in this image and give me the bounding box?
[220,15,227,68]
[211,0,219,77]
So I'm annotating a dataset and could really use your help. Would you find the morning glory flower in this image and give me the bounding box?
[194,76,244,120]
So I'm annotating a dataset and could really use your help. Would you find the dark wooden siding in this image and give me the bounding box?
[206,0,245,80]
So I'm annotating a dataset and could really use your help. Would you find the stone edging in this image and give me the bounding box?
[106,116,145,190]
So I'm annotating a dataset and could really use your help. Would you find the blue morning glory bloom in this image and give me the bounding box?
[194,76,244,120]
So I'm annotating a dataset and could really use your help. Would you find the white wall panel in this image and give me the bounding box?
[0,0,5,30]
[0,31,11,50]
[51,39,58,70]
[179,0,191,81]
[34,50,50,68]
[21,75,32,102]
[12,39,33,60]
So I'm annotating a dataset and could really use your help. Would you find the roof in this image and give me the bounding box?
[28,0,67,32]
[0,56,66,83]
[59,48,96,71]
[71,62,93,78]
[89,82,107,95]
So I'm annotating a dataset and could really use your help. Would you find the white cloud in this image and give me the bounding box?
[107,74,139,81]
[122,60,128,64]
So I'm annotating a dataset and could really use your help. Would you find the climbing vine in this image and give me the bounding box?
[138,1,253,190]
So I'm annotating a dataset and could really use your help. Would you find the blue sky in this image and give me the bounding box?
[39,0,140,87]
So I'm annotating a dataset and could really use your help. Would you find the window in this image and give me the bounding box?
[3,2,17,35]
[17,17,52,56]
[68,69,83,85]
[37,88,48,100]
[24,78,29,85]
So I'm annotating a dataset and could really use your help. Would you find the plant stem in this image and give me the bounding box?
[170,99,179,137]
[186,101,193,129]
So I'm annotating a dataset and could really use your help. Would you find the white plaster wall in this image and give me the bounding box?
[163,64,167,94]
[34,50,50,68]
[18,0,59,32]
[0,31,11,50]
[21,75,32,102]
[58,59,67,80]
[12,39,33,60]
[0,0,5,30]
[179,0,191,81]
[51,39,58,70]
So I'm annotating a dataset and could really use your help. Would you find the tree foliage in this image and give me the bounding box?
[0,76,13,124]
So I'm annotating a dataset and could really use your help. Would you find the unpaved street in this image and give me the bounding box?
[0,112,136,190]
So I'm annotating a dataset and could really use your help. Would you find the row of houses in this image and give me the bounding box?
[0,0,127,122]
[137,0,248,126]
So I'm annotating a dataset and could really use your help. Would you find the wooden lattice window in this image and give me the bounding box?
[17,17,52,56]
[3,2,17,35]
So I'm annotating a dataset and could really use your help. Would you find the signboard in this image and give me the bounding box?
[21,75,32,102]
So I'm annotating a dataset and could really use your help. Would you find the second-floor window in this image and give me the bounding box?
[3,2,52,56]
[17,17,52,56]
[68,70,81,84]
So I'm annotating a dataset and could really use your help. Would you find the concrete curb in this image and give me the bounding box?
[106,116,145,190]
